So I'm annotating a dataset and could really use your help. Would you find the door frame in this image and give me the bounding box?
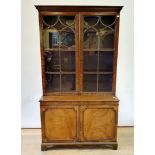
[38,12,80,96]
[78,12,120,95]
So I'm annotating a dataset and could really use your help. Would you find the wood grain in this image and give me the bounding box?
[35,6,123,13]
[81,106,117,141]
[112,14,120,94]
[44,107,78,141]
[36,6,123,150]
[39,95,119,102]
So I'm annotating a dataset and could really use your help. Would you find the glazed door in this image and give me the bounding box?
[40,13,79,95]
[41,105,79,142]
[79,13,119,94]
[80,105,117,141]
[40,12,119,95]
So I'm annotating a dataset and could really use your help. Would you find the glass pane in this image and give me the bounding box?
[60,31,75,49]
[98,74,113,92]
[61,74,75,92]
[60,16,75,26]
[43,15,75,93]
[43,16,57,29]
[61,51,75,72]
[45,74,60,92]
[83,30,98,49]
[101,16,116,28]
[83,74,97,92]
[99,52,114,72]
[84,51,97,72]
[84,16,99,27]
[44,30,59,49]
[43,16,75,50]
[83,15,116,92]
[100,31,115,49]
[44,51,60,72]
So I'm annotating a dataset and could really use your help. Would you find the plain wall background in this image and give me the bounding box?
[21,0,134,128]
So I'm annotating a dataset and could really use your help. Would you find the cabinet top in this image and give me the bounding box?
[40,95,119,102]
[35,5,123,13]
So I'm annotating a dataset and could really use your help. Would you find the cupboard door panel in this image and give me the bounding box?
[42,14,79,94]
[81,105,117,141]
[81,14,116,93]
[42,106,78,141]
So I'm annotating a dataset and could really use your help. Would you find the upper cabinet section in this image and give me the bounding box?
[36,6,122,95]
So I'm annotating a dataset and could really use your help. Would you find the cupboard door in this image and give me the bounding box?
[40,14,79,94]
[41,105,78,142]
[80,14,117,93]
[80,105,117,141]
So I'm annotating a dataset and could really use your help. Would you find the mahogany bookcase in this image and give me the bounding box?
[36,5,123,151]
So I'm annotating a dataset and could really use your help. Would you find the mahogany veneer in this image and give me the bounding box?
[36,5,123,151]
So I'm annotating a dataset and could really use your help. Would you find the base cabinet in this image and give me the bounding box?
[40,101,118,150]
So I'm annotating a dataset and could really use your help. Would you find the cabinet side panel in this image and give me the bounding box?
[38,14,46,94]
[112,14,120,94]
